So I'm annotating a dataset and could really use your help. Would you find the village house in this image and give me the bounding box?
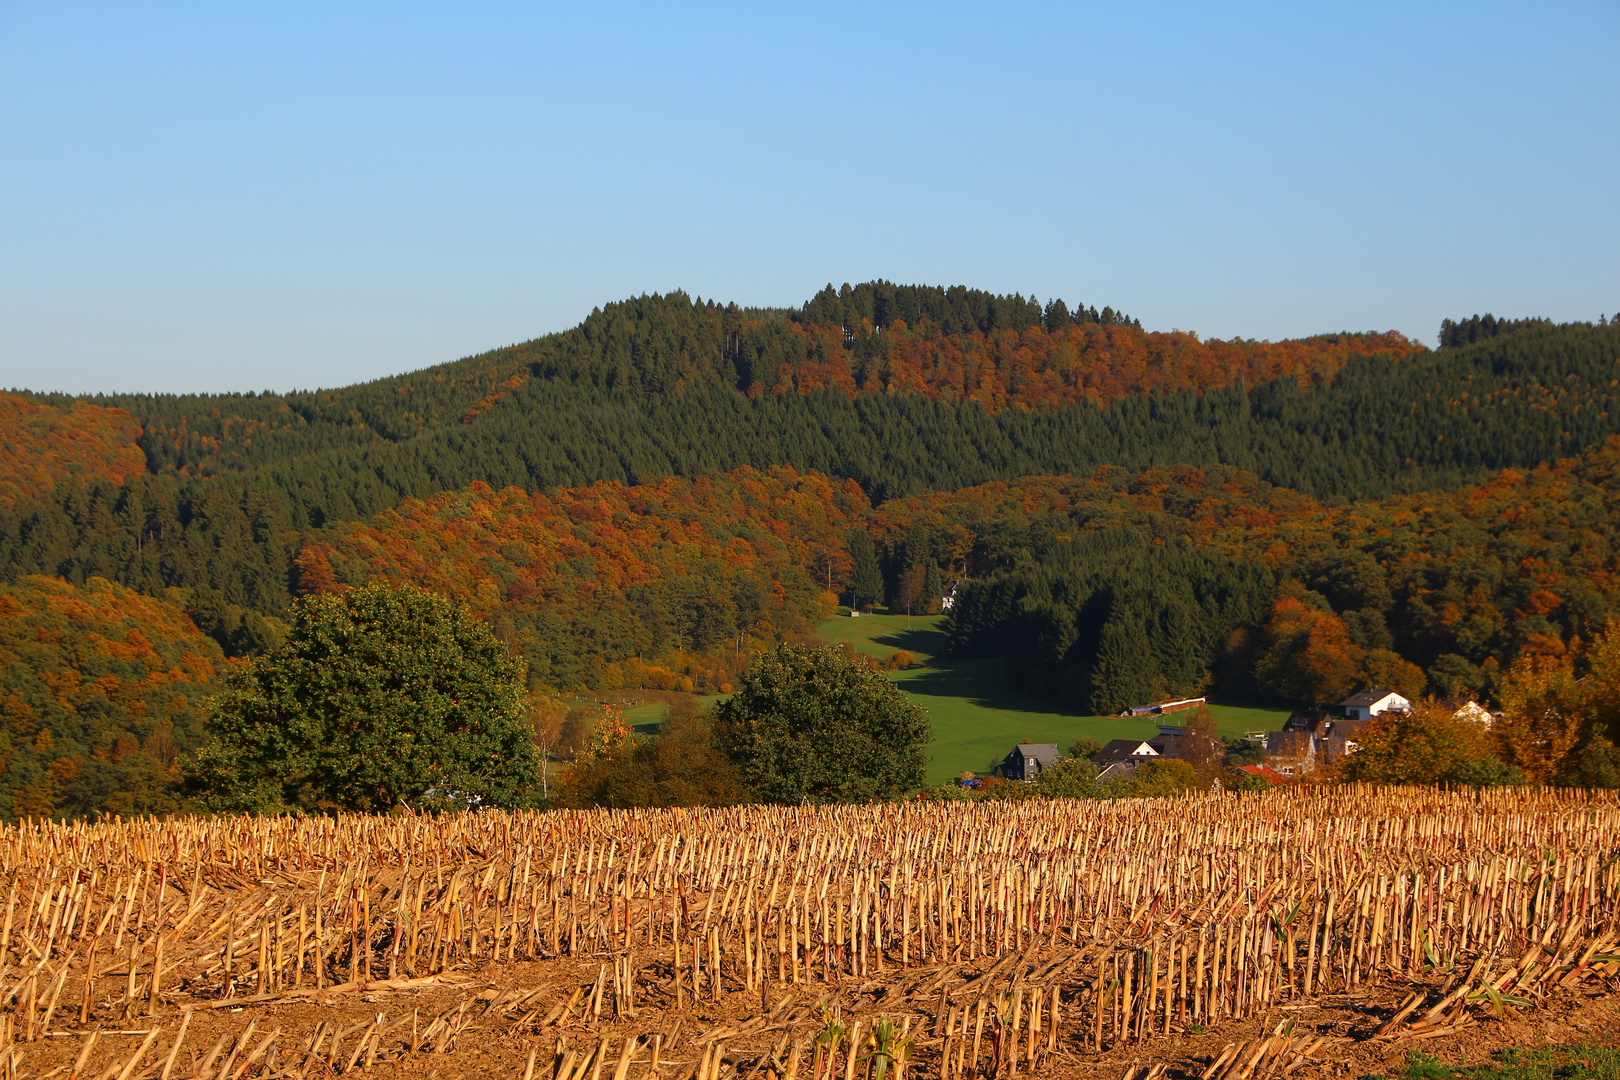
[1087,725,1225,780]
[940,580,963,611]
[1148,725,1224,767]
[1265,710,1372,776]
[1089,738,1159,781]
[1000,742,1063,781]
[1339,689,1411,721]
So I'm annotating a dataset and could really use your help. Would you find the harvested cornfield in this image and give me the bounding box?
[0,787,1615,1079]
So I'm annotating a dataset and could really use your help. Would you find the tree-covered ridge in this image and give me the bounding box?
[0,575,224,820]
[18,287,1410,485]
[0,393,145,506]
[47,347,542,479]
[2,318,1615,657]
[298,467,868,692]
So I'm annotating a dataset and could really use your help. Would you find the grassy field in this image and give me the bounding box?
[815,612,1291,785]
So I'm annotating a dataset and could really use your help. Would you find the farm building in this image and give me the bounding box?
[1120,697,1206,718]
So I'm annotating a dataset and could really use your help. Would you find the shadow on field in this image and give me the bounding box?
[897,654,1076,719]
[867,622,949,658]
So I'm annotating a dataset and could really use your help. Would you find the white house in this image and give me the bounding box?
[1338,689,1411,721]
[941,580,962,611]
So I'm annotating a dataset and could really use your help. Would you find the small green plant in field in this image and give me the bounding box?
[813,1002,848,1080]
[1365,1046,1620,1080]
[865,1017,913,1080]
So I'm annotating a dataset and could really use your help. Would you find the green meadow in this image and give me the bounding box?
[815,613,1291,785]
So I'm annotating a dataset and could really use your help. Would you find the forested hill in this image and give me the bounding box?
[23,285,1398,481]
[1,285,1616,660]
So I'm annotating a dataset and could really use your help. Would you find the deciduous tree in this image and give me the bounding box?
[714,644,930,803]
[188,584,540,813]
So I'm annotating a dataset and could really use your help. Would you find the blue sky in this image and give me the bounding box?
[2,2,1616,394]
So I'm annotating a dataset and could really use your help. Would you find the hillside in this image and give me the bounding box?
[0,574,225,819]
[0,285,1617,817]
[1,289,1615,664]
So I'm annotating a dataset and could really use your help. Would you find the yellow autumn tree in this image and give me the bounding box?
[1494,620,1620,786]
[1343,699,1516,787]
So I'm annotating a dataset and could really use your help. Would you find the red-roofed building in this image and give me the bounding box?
[1239,764,1288,785]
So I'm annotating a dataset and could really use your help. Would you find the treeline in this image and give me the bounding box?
[796,281,1140,336]
[1439,313,1551,349]
[945,533,1276,713]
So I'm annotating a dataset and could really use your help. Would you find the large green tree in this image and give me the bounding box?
[188,584,540,813]
[714,644,930,803]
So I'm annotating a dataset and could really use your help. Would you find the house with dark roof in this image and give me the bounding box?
[1148,727,1224,766]
[1000,743,1063,781]
[1338,689,1411,721]
[1088,738,1159,780]
[1266,711,1372,776]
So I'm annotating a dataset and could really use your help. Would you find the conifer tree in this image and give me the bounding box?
[848,529,884,610]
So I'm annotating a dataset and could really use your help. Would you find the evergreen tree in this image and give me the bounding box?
[1089,602,1157,714]
[848,529,884,610]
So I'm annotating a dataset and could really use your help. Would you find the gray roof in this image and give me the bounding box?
[1340,689,1406,708]
[1011,743,1062,765]
[1149,730,1222,761]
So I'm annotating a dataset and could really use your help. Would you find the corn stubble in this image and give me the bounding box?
[0,786,1612,1078]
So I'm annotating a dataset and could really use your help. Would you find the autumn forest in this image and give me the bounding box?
[4,282,1620,817]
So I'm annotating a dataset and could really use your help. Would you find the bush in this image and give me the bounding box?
[554,702,751,808]
[1132,758,1202,796]
[1343,701,1521,787]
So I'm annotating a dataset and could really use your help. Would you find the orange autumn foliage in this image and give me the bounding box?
[750,321,1420,411]
[0,575,225,819]
[300,467,868,692]
[0,393,146,506]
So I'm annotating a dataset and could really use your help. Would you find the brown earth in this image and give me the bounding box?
[10,952,1614,1080]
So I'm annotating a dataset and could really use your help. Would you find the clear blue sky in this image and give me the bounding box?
[3,2,1616,394]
